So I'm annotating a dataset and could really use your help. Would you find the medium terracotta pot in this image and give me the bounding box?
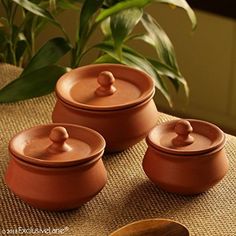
[52,64,158,152]
[5,124,107,211]
[142,119,229,195]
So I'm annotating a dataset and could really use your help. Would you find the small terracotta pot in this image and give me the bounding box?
[5,124,107,211]
[143,119,229,195]
[52,64,158,152]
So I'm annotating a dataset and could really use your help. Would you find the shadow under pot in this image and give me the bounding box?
[142,119,229,195]
[52,64,158,152]
[5,124,107,211]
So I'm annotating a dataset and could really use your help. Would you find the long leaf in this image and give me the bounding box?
[100,17,111,38]
[148,58,189,95]
[56,0,81,10]
[141,13,179,70]
[79,0,104,37]
[15,40,27,64]
[0,65,67,102]
[154,0,197,30]
[94,54,120,64]
[96,0,151,23]
[123,42,188,96]
[12,0,68,39]
[21,37,71,77]
[110,7,143,55]
[73,0,104,66]
[0,29,7,51]
[12,0,56,22]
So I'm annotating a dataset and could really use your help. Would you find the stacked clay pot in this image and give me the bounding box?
[143,119,229,195]
[5,124,107,210]
[52,64,158,152]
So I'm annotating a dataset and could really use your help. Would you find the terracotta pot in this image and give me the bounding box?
[143,119,229,195]
[52,64,158,152]
[5,124,107,211]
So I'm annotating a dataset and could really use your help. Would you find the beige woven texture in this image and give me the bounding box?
[0,64,235,236]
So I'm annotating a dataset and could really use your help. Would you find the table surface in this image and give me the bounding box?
[0,64,236,236]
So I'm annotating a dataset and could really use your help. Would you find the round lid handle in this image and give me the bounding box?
[48,127,72,153]
[95,71,117,96]
[172,120,194,147]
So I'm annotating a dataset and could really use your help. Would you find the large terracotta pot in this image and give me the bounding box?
[52,64,158,152]
[5,123,107,211]
[143,119,229,195]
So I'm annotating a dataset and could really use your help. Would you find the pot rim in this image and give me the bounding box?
[146,119,226,156]
[9,150,104,169]
[55,64,155,111]
[56,90,155,113]
[146,141,225,159]
[8,123,106,167]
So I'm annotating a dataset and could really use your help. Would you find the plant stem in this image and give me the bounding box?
[6,1,17,65]
[73,22,99,67]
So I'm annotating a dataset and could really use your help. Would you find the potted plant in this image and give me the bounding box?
[0,0,196,106]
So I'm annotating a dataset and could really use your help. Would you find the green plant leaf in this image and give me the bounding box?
[94,54,120,64]
[148,58,189,95]
[96,0,151,23]
[21,37,71,77]
[100,17,111,38]
[147,58,180,79]
[56,0,81,10]
[141,13,179,70]
[0,29,7,49]
[12,0,68,39]
[123,43,188,96]
[0,65,67,102]
[154,0,197,30]
[12,0,56,22]
[110,7,143,56]
[73,0,104,66]
[15,40,28,64]
[79,0,104,37]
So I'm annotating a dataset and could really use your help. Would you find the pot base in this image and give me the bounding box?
[52,98,158,152]
[142,146,229,195]
[7,185,106,211]
[5,156,107,211]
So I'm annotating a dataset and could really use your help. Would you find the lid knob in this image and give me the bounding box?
[48,127,72,153]
[172,120,194,147]
[95,71,117,96]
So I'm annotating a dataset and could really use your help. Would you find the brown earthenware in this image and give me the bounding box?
[143,119,229,195]
[109,219,190,236]
[52,64,158,152]
[5,123,107,211]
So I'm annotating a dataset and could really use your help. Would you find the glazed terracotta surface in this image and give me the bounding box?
[143,119,229,195]
[52,64,158,152]
[109,219,190,236]
[5,124,107,210]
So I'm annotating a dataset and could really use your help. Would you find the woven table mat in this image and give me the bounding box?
[0,64,235,236]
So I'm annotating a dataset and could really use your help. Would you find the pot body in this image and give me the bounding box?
[142,146,229,195]
[52,98,158,152]
[5,154,107,211]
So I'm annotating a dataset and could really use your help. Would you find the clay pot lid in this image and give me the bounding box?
[146,119,225,155]
[9,123,105,167]
[56,64,154,111]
